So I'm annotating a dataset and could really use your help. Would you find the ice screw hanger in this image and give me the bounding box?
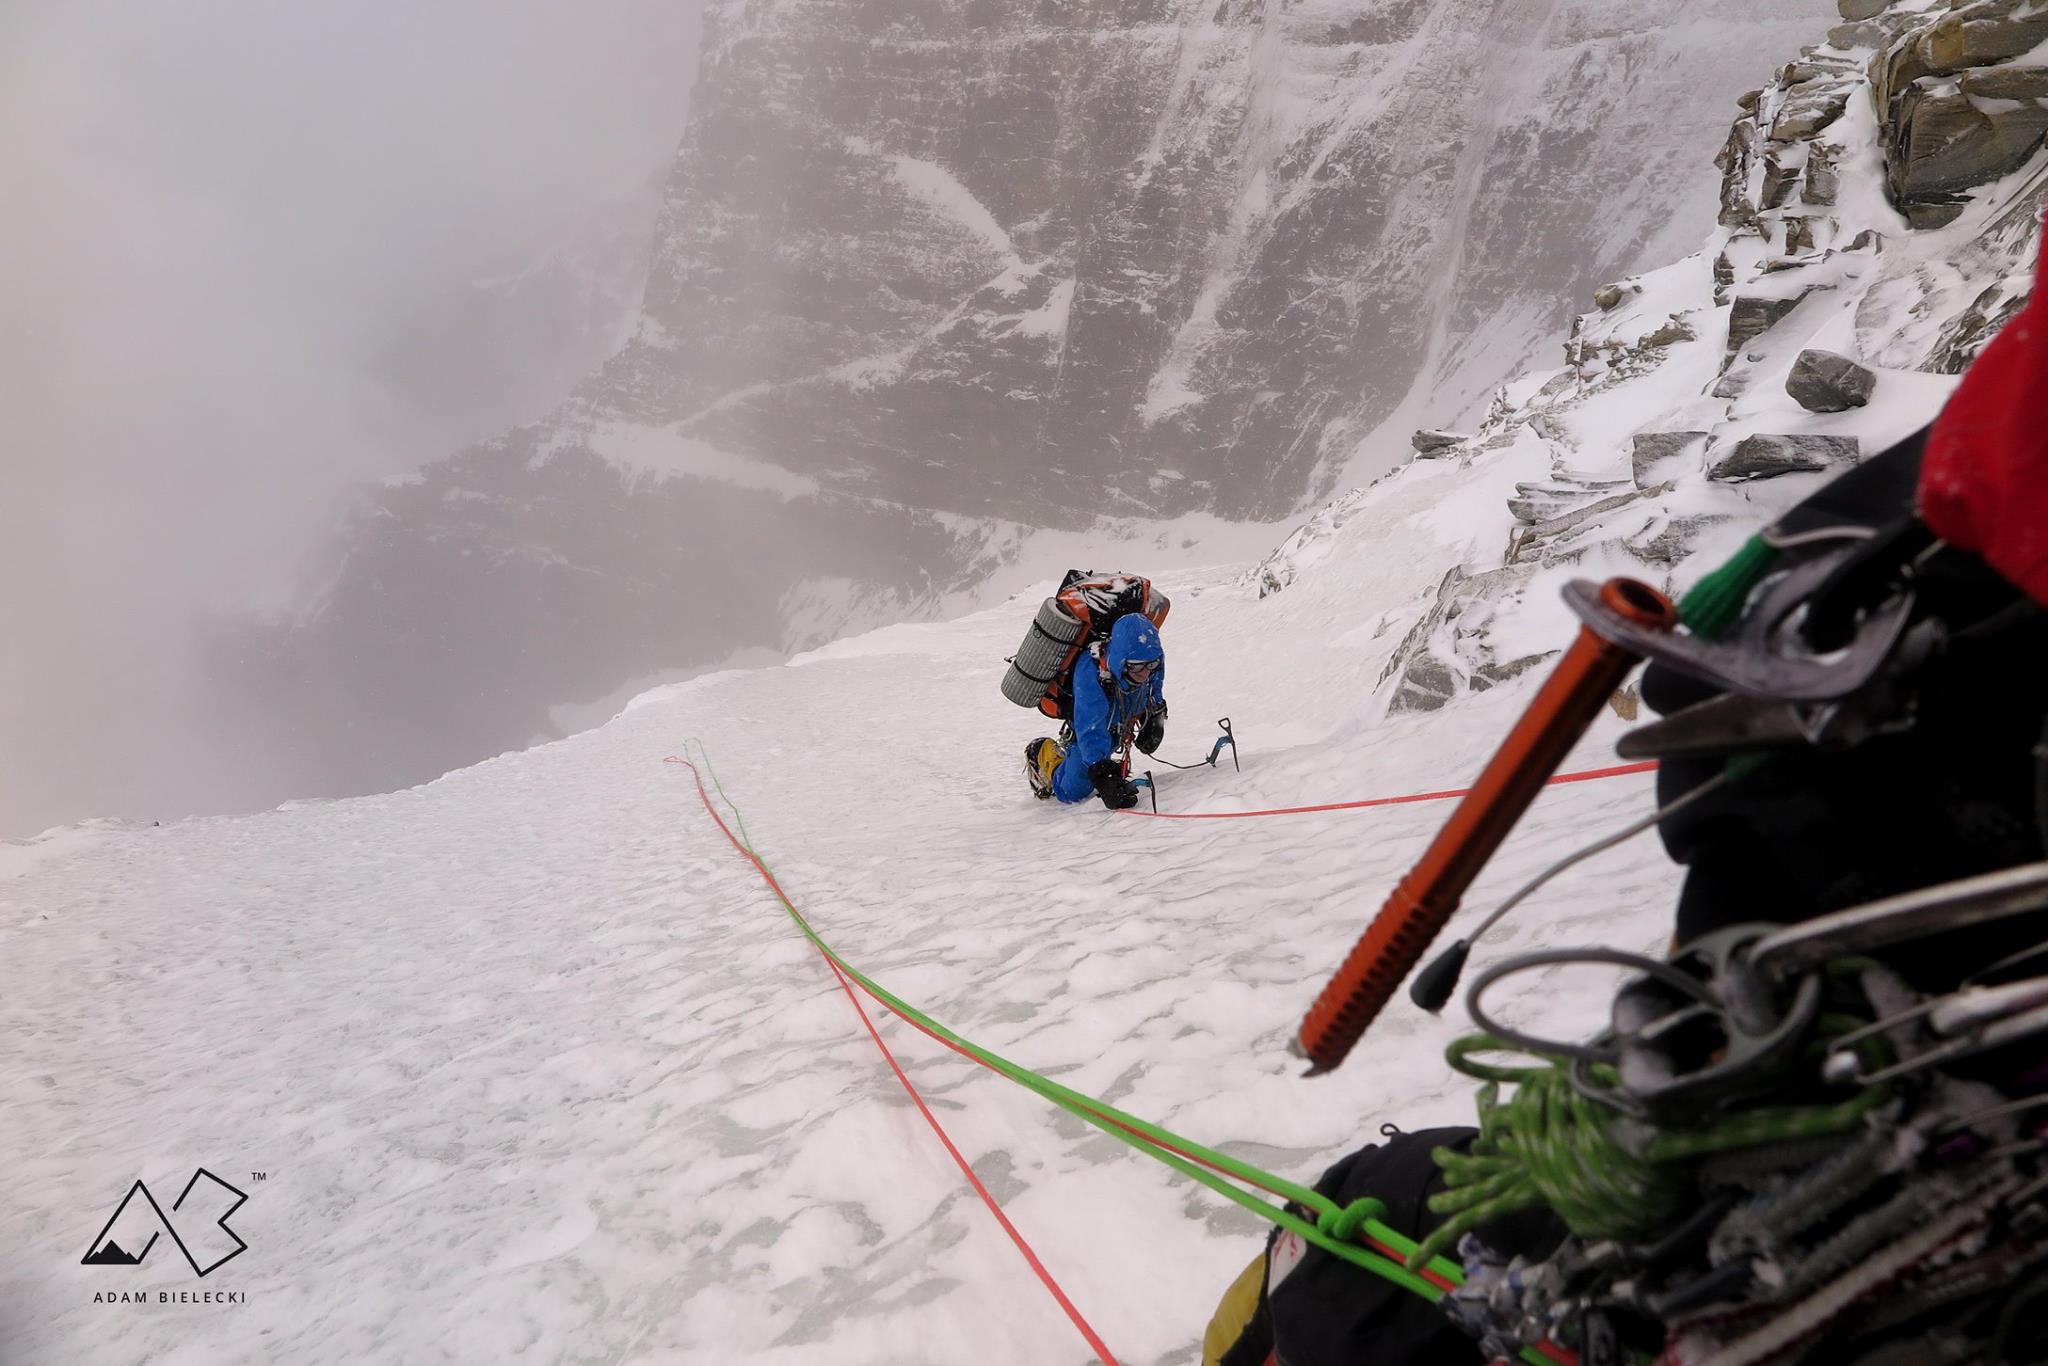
[1293,576,1678,1075]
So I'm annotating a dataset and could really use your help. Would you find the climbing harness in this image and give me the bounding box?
[1297,475,2048,1363]
[1418,872,2048,1366]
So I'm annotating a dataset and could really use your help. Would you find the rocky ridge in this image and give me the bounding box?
[1253,0,2048,714]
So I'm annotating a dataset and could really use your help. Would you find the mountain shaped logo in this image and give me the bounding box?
[81,1169,249,1277]
[82,1239,143,1266]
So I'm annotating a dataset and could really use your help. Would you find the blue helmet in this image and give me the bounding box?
[1106,614,1163,696]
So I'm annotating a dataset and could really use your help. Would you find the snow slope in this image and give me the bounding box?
[3,504,1681,1364]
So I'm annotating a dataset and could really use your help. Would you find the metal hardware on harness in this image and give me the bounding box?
[1825,975,2048,1086]
[1591,925,1828,1127]
[1435,863,2048,1366]
[1586,866,2048,1116]
[1455,927,1830,1127]
[1751,861,2048,980]
[1563,550,1914,703]
[1615,618,1940,760]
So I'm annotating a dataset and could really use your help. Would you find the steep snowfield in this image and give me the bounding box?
[15,7,2044,1354]
[3,494,1680,1364]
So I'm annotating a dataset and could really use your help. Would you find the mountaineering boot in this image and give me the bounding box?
[1025,737,1065,800]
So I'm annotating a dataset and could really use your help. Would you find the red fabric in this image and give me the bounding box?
[1920,223,2048,607]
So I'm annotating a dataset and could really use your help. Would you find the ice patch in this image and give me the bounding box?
[885,153,1018,263]
[583,422,820,498]
[1005,277,1076,340]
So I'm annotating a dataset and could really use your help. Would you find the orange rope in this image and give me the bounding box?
[1123,759,1657,820]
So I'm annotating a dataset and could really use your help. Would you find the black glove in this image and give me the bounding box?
[1135,707,1166,756]
[1087,757,1140,811]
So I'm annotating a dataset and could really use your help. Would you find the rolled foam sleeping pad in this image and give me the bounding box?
[1001,596,1084,707]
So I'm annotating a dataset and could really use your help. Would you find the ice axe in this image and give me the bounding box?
[1150,717,1240,772]
[1292,577,1677,1075]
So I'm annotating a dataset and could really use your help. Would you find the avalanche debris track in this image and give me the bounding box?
[1,544,1676,1366]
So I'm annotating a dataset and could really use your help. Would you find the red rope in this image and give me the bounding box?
[1123,759,1657,819]
[672,758,1121,1366]
[673,753,1600,1366]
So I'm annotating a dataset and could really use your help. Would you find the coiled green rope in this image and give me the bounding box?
[1416,1028,1891,1267]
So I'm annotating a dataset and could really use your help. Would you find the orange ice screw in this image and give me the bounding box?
[1294,577,1678,1074]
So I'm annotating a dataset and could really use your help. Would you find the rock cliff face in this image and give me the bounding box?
[1252,0,2047,715]
[213,0,1831,807]
[629,0,1828,519]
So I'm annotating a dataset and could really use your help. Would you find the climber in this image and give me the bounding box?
[1026,613,1166,809]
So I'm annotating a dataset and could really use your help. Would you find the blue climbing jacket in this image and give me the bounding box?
[1052,614,1166,803]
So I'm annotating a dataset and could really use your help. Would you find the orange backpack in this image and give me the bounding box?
[1000,571,1171,720]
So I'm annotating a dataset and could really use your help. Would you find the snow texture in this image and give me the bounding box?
[12,5,2048,1362]
[4,528,1678,1365]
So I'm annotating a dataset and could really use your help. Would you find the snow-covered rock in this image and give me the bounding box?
[1707,431,1862,479]
[1261,0,2047,717]
[1785,346,1879,408]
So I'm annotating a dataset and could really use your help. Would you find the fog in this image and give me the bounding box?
[0,1,704,837]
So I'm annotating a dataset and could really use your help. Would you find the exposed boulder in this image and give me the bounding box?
[1805,144,1841,204]
[1926,0,2048,71]
[1641,315,1699,347]
[1961,63,2048,100]
[1888,83,2048,200]
[1761,149,1806,208]
[1829,20,1891,48]
[1930,278,2033,372]
[1411,429,1472,456]
[1716,118,1764,226]
[1873,0,2048,224]
[1632,431,1711,487]
[1708,433,1862,480]
[1774,88,1851,139]
[1905,195,1970,229]
[1380,563,1542,714]
[1507,483,1581,524]
[1727,292,1808,354]
[1593,283,1629,310]
[1786,349,1877,410]
[1837,0,1890,20]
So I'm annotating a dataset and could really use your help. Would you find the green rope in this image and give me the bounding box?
[1416,1027,1890,1268]
[1420,1041,1683,1263]
[683,742,1562,1364]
